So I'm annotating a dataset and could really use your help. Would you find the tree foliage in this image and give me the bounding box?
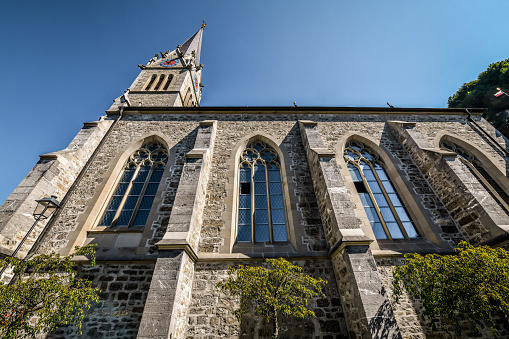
[392,242,509,335]
[216,258,327,338]
[0,245,99,338]
[448,58,509,128]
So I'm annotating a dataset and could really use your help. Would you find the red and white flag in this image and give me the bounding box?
[494,90,505,97]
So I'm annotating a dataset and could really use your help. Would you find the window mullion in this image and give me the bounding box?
[360,163,393,240]
[111,165,140,227]
[265,163,273,244]
[250,164,255,244]
[370,163,409,239]
[127,165,154,228]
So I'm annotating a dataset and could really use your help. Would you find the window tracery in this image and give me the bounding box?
[237,141,287,243]
[344,141,419,240]
[440,141,509,214]
[99,141,168,228]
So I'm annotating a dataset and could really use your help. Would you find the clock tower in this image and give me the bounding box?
[108,24,205,112]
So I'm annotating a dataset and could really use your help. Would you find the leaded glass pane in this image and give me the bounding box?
[395,207,411,221]
[255,182,266,195]
[139,196,155,209]
[268,170,281,182]
[130,183,144,195]
[388,194,402,206]
[255,209,269,224]
[239,195,251,209]
[271,209,286,224]
[386,222,404,239]
[381,180,396,193]
[124,196,139,210]
[364,207,380,222]
[109,196,123,210]
[375,168,389,181]
[132,210,150,227]
[240,168,251,182]
[238,225,251,242]
[145,183,159,195]
[114,183,129,196]
[362,167,376,181]
[149,170,163,183]
[348,167,363,182]
[134,169,149,182]
[273,224,288,242]
[371,222,387,239]
[270,195,284,208]
[100,211,116,226]
[269,182,282,195]
[372,193,389,207]
[238,209,251,224]
[117,210,133,226]
[254,168,266,182]
[403,222,419,238]
[358,193,374,207]
[255,224,270,242]
[379,207,396,222]
[367,181,382,194]
[255,195,267,208]
[122,170,135,182]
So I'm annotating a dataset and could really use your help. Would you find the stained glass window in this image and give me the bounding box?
[237,141,288,243]
[344,141,419,240]
[440,141,509,215]
[100,141,168,228]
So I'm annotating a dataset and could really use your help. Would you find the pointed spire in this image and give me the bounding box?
[180,23,205,66]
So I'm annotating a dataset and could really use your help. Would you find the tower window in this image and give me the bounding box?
[153,75,166,91]
[99,141,168,228]
[143,74,157,91]
[237,141,288,243]
[344,141,419,240]
[440,141,509,215]
[162,75,173,91]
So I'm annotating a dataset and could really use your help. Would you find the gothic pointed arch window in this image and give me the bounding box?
[99,141,168,228]
[344,141,419,240]
[237,141,288,243]
[440,141,509,215]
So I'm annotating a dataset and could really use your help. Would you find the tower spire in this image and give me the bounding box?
[180,24,205,67]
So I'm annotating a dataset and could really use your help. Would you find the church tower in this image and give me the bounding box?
[109,23,205,111]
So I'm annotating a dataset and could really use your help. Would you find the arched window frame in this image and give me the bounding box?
[236,141,288,244]
[99,141,168,228]
[143,74,157,91]
[344,141,419,240]
[440,141,509,215]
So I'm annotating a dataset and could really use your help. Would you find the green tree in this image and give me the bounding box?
[0,245,99,338]
[216,258,327,338]
[448,58,509,128]
[392,241,509,335]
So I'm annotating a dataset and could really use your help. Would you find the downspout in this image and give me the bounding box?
[465,109,509,158]
[26,105,125,258]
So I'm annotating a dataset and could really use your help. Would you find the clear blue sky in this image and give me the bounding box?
[1,0,508,203]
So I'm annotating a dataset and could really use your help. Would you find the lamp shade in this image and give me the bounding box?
[33,195,61,219]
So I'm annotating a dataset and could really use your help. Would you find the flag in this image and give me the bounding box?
[494,90,505,97]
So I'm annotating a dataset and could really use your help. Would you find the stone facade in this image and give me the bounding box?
[2,28,509,339]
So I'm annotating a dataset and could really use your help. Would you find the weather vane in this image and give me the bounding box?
[201,20,207,29]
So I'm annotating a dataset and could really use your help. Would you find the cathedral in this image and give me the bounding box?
[1,25,509,338]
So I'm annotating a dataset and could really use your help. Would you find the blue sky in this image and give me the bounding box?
[1,0,508,203]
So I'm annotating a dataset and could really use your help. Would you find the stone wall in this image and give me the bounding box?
[47,262,155,339]
[376,257,508,339]
[185,259,348,339]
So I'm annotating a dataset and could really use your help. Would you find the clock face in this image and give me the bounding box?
[160,59,179,67]
[194,74,199,92]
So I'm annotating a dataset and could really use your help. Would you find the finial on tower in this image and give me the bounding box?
[201,20,206,29]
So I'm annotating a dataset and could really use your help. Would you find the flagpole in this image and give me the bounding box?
[495,88,509,97]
